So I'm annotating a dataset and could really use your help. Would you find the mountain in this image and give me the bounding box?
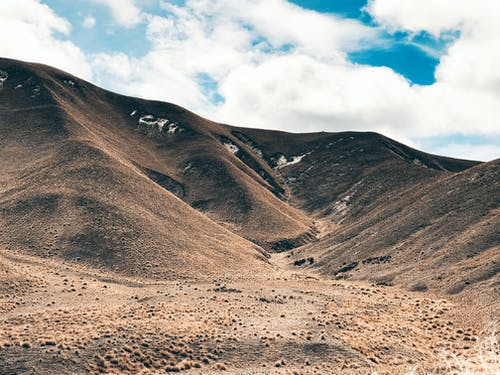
[0,57,497,294]
[0,57,272,280]
[1,57,499,375]
[291,159,499,300]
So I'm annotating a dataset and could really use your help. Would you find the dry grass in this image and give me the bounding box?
[427,331,499,374]
[1,250,498,374]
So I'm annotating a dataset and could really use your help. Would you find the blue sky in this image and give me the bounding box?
[1,0,499,161]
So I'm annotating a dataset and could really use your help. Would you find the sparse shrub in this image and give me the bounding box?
[215,362,227,370]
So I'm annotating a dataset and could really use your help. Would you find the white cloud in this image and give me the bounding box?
[365,0,500,141]
[91,0,143,28]
[91,52,209,110]
[366,0,494,36]
[0,0,91,79]
[214,55,416,136]
[367,0,500,94]
[83,15,96,29]
[91,0,379,113]
[165,0,378,59]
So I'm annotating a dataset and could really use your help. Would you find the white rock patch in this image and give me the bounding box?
[276,154,306,169]
[224,142,239,154]
[167,123,180,135]
[157,118,169,132]
[137,113,183,136]
[139,115,156,125]
[31,86,41,98]
[0,69,8,89]
[249,145,263,158]
[333,195,351,214]
[412,158,427,168]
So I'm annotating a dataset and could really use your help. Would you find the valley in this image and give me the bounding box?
[0,57,498,374]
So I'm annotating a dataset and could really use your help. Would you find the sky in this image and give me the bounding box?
[1,0,499,161]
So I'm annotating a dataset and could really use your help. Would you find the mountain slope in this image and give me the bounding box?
[0,57,497,297]
[4,58,314,249]
[0,58,271,279]
[290,159,499,300]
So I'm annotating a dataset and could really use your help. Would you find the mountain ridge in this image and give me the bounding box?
[0,57,497,297]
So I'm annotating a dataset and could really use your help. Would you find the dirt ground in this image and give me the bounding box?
[1,249,498,375]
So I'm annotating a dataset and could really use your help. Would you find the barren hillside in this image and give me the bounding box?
[0,58,498,374]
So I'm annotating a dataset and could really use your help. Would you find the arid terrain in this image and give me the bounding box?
[1,248,498,374]
[0,58,498,374]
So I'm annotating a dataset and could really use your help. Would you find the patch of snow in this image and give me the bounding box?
[63,79,76,86]
[333,200,348,213]
[130,110,138,117]
[224,142,239,154]
[15,84,22,89]
[233,132,264,158]
[183,162,193,171]
[275,155,287,168]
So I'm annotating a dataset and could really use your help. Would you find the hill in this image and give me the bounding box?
[0,57,498,375]
[0,57,496,296]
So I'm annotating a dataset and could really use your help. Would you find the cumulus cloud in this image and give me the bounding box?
[366,0,500,95]
[0,0,91,79]
[163,0,378,59]
[366,0,493,35]
[91,52,209,110]
[91,0,143,28]
[366,0,500,140]
[214,55,416,136]
[92,0,379,112]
